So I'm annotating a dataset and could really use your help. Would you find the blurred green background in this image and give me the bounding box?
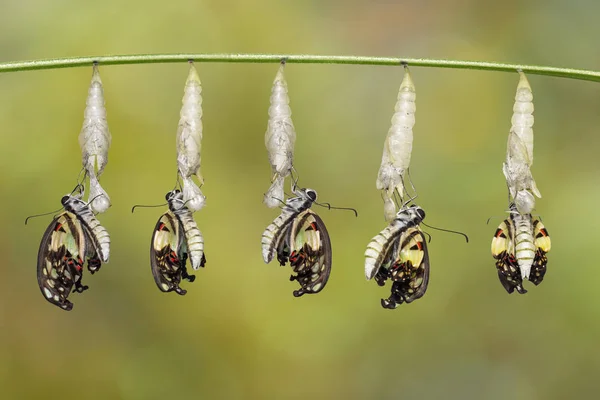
[1,0,600,398]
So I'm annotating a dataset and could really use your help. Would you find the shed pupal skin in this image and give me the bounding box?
[376,66,416,220]
[264,63,296,208]
[502,72,541,215]
[78,64,112,214]
[177,63,206,212]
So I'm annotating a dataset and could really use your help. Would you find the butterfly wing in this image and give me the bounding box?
[530,219,551,286]
[37,212,89,311]
[284,210,332,297]
[381,226,429,308]
[491,219,526,294]
[150,211,195,295]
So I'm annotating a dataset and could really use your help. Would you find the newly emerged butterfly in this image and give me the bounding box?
[79,64,112,214]
[150,189,206,295]
[364,204,429,309]
[37,189,110,311]
[502,71,541,214]
[264,62,297,208]
[261,188,332,297]
[491,203,551,294]
[376,65,416,220]
[177,62,206,212]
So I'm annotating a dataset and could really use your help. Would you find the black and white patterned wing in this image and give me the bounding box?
[37,213,89,311]
[150,211,196,295]
[283,210,332,297]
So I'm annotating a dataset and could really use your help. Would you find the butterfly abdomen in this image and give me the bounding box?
[173,207,205,270]
[512,212,535,279]
[261,199,311,263]
[365,225,399,279]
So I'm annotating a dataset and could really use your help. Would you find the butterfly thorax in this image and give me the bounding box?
[390,205,425,228]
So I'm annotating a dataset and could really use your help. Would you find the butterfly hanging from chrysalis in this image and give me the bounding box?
[492,71,551,294]
[376,65,416,221]
[37,185,110,310]
[79,63,112,214]
[147,62,207,295]
[261,61,333,297]
[365,65,434,308]
[264,61,296,208]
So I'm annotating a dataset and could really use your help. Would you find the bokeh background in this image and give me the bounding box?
[1,0,600,398]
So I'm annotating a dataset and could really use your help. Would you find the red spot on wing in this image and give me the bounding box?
[54,223,63,232]
[416,241,423,250]
[290,251,299,262]
[539,228,548,237]
[494,228,504,238]
[308,222,317,231]
[158,223,167,231]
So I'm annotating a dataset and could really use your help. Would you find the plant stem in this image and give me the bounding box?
[0,54,598,82]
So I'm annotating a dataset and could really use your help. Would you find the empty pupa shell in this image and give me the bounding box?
[376,66,415,200]
[177,63,204,180]
[264,63,296,208]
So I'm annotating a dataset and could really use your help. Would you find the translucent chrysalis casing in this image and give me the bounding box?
[264,62,296,208]
[176,62,206,212]
[376,66,416,220]
[78,64,112,213]
[502,72,541,214]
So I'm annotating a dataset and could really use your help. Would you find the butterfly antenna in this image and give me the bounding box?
[25,206,64,225]
[131,203,167,213]
[421,222,469,243]
[314,202,358,217]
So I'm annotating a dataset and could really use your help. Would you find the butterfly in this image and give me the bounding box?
[364,205,429,309]
[37,191,110,311]
[491,203,551,294]
[150,189,206,295]
[261,188,332,297]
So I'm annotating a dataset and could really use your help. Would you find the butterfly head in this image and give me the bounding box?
[305,189,317,202]
[408,205,426,222]
[166,190,184,211]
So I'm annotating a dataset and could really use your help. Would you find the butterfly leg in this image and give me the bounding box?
[374,268,390,287]
[73,282,89,293]
[181,266,196,283]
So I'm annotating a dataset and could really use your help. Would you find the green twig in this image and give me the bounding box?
[0,53,599,82]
